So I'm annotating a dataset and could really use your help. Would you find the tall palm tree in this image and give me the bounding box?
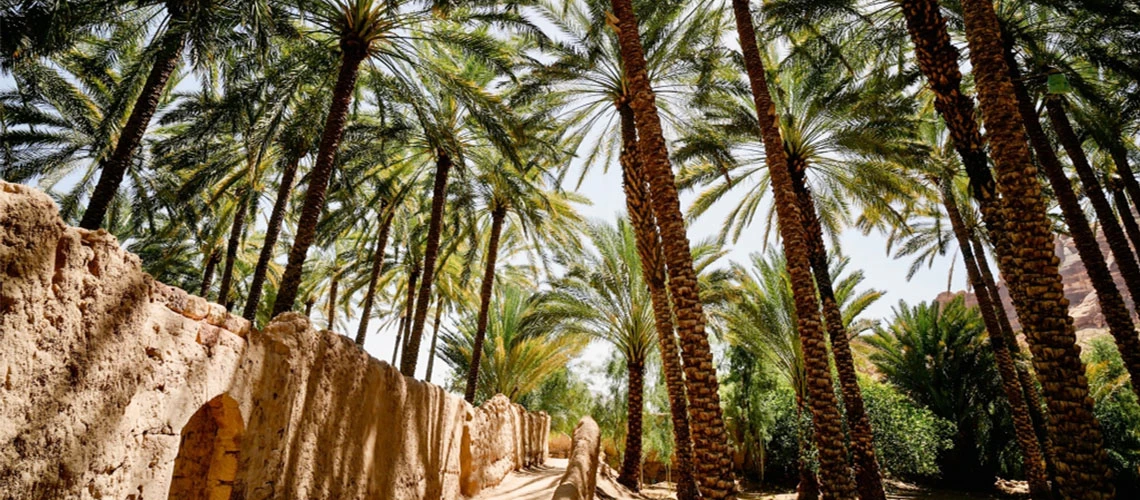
[240,40,338,322]
[544,219,659,491]
[938,173,1051,497]
[890,118,1055,490]
[608,0,735,495]
[394,50,523,378]
[71,0,276,230]
[272,0,395,317]
[957,0,1114,497]
[520,2,729,494]
[719,250,882,498]
[987,20,1140,401]
[440,285,588,403]
[0,13,162,230]
[727,0,856,496]
[463,145,583,402]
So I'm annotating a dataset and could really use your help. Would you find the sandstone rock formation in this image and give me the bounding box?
[0,181,549,500]
[935,228,1136,333]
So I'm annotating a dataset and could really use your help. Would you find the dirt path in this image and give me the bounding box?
[473,459,568,500]
[475,462,1012,500]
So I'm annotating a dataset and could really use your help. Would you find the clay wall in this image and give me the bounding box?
[0,182,548,499]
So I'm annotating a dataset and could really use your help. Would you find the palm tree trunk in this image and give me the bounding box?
[1003,49,1140,401]
[425,301,444,383]
[355,210,394,345]
[609,1,735,496]
[325,275,338,331]
[217,190,249,311]
[304,297,315,317]
[401,152,453,377]
[244,155,302,322]
[794,392,820,500]
[1111,180,1140,256]
[80,30,185,230]
[618,102,698,500]
[200,248,221,299]
[958,0,1115,497]
[392,314,406,366]
[465,206,506,403]
[396,264,420,366]
[968,234,1057,478]
[729,1,856,497]
[271,44,367,317]
[618,359,645,491]
[1044,96,1140,398]
[1108,143,1140,217]
[941,180,1051,498]
[789,156,886,500]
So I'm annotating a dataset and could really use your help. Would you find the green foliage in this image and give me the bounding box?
[439,284,588,404]
[860,376,954,479]
[1083,337,1140,495]
[868,297,1017,483]
[517,367,595,436]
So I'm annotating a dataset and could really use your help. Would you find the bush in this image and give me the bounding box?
[1083,338,1140,495]
[861,376,955,479]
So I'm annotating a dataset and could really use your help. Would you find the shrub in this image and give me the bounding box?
[861,376,954,479]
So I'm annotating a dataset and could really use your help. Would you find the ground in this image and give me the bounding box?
[476,459,1023,500]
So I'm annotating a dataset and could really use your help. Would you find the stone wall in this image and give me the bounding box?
[0,181,548,499]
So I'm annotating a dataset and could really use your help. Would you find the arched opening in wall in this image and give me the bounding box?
[168,394,244,500]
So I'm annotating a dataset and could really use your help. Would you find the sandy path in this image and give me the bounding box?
[473,459,569,500]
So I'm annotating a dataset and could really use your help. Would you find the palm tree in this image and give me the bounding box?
[608,0,735,495]
[0,13,160,230]
[938,174,1051,497]
[241,40,338,322]
[520,2,730,494]
[271,0,392,317]
[988,20,1140,400]
[719,249,882,498]
[868,297,1007,488]
[463,145,583,402]
[890,118,1053,493]
[395,43,525,378]
[956,0,1114,496]
[68,0,277,230]
[727,0,857,496]
[543,219,659,490]
[439,285,588,403]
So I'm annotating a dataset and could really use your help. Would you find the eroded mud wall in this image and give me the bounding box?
[0,182,547,500]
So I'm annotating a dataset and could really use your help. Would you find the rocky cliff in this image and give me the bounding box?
[935,228,1136,334]
[0,181,548,500]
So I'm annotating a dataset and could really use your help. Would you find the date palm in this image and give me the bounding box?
[543,219,658,490]
[4,0,278,230]
[0,13,162,231]
[727,0,858,495]
[462,142,585,402]
[956,0,1115,496]
[895,0,1113,496]
[439,284,588,403]
[391,47,525,378]
[521,2,731,494]
[890,117,1051,495]
[720,249,882,498]
[608,0,737,495]
[868,297,1008,488]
